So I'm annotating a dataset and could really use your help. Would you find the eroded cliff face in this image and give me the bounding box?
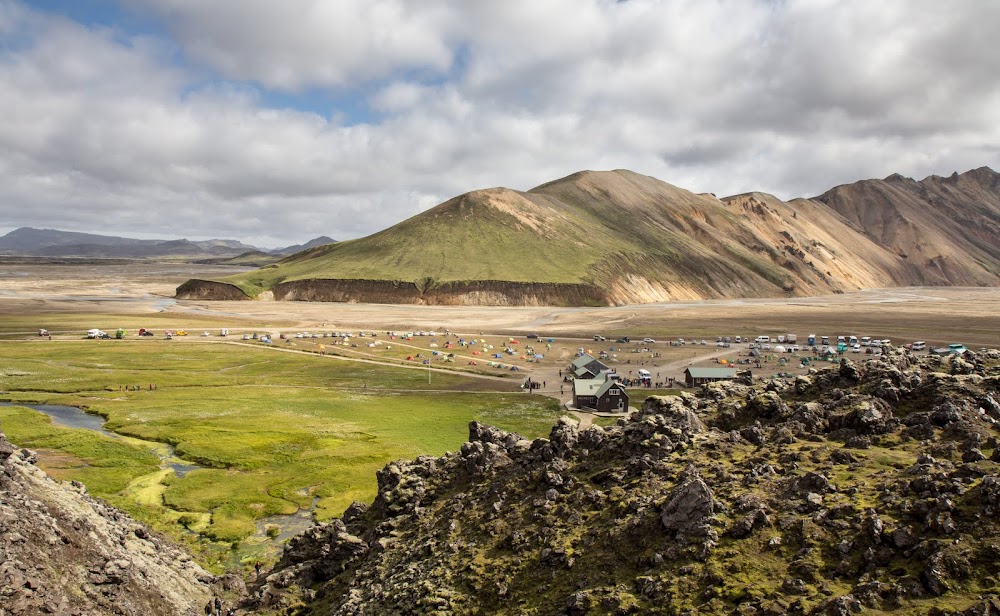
[0,429,213,615]
[271,279,610,306]
[175,279,250,300]
[249,348,1000,615]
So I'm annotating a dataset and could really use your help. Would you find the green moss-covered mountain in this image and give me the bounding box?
[177,167,1000,306]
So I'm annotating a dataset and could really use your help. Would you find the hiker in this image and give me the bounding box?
[214,596,222,616]
[255,561,262,576]
[204,600,213,615]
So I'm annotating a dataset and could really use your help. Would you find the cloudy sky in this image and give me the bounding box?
[1,0,998,248]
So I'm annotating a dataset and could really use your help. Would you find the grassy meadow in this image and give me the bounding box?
[0,339,563,569]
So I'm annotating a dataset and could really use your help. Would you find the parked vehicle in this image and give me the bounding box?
[911,341,926,351]
[755,335,770,343]
[807,334,816,346]
[861,336,871,346]
[643,337,656,343]
[38,328,49,336]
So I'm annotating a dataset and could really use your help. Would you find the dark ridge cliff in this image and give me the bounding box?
[249,348,1000,614]
[272,279,609,306]
[175,279,250,300]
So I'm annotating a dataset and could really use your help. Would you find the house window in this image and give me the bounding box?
[609,389,620,395]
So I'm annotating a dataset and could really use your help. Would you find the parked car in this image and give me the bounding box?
[642,337,655,343]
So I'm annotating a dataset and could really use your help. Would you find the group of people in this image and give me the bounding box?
[119,383,157,391]
[204,596,234,616]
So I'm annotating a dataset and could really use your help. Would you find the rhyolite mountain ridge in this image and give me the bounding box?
[0,227,335,261]
[176,166,1000,306]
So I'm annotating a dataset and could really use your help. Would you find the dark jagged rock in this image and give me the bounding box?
[250,347,1000,614]
[659,468,715,536]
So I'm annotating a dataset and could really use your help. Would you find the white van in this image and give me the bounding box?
[912,341,926,351]
[860,336,871,346]
[754,335,770,344]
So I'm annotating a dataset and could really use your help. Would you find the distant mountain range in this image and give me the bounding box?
[177,166,1000,306]
[0,227,335,261]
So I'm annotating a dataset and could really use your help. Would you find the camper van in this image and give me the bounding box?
[807,334,816,346]
[785,333,797,343]
[912,341,926,351]
[754,335,771,344]
[220,328,229,337]
[821,336,830,346]
[860,336,871,346]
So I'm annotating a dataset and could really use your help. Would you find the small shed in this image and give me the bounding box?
[684,367,738,387]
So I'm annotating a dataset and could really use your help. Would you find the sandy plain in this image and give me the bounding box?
[1,262,998,346]
[2,261,998,404]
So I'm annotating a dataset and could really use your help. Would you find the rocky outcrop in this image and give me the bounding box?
[250,347,1000,614]
[175,279,249,300]
[0,427,213,615]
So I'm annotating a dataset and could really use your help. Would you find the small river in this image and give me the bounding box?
[0,401,201,477]
[0,401,316,539]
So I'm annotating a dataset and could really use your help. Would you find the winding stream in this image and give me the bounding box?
[0,402,317,539]
[0,402,202,477]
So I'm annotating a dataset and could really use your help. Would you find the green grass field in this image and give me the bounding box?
[0,340,563,569]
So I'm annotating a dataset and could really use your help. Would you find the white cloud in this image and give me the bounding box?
[0,0,997,247]
[136,0,456,90]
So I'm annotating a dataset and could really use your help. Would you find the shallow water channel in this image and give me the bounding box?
[0,402,316,540]
[0,402,201,477]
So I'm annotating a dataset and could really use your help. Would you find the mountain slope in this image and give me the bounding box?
[177,167,1000,306]
[269,236,337,256]
[813,167,1000,285]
